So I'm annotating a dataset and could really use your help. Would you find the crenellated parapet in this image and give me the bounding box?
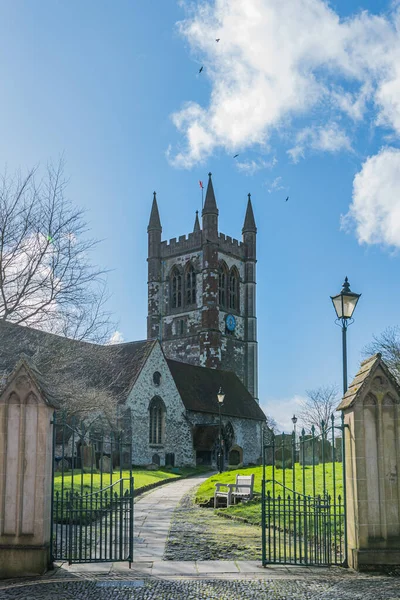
[161,231,202,258]
[218,233,245,259]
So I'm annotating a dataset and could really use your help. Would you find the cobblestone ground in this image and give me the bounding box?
[164,490,262,560]
[0,577,400,599]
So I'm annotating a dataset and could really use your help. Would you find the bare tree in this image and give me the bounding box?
[0,159,116,342]
[363,326,400,382]
[265,414,278,433]
[298,384,339,435]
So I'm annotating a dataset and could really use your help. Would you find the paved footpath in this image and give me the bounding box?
[132,473,210,561]
[0,475,399,598]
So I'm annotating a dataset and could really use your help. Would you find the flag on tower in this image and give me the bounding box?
[199,180,204,189]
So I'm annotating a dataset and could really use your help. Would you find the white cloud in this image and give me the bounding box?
[236,156,277,175]
[1,232,61,326]
[288,123,352,162]
[342,147,400,249]
[107,330,125,345]
[261,394,306,434]
[170,0,400,167]
[267,176,284,193]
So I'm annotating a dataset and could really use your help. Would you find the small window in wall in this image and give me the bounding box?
[175,319,185,336]
[229,267,239,311]
[170,266,182,309]
[185,264,196,305]
[153,371,161,386]
[149,396,165,445]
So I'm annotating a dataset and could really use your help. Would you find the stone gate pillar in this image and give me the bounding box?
[0,359,56,578]
[337,353,400,570]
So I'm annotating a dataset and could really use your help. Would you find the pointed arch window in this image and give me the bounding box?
[229,267,239,311]
[218,262,228,308]
[149,396,165,445]
[185,263,196,305]
[170,266,182,309]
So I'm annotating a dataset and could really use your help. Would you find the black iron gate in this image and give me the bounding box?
[51,413,134,564]
[261,414,347,566]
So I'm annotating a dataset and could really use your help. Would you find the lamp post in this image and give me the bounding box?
[330,277,361,395]
[217,387,225,473]
[291,414,298,439]
[292,414,299,466]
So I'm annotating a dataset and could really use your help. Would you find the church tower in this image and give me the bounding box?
[146,174,258,401]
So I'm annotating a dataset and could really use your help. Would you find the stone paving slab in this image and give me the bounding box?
[196,560,240,574]
[51,560,377,580]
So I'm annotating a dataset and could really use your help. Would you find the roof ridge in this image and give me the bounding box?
[0,320,151,349]
[360,352,381,367]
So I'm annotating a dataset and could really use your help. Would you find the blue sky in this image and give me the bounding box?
[1,0,400,431]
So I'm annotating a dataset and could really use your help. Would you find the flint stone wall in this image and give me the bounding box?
[127,343,195,467]
[188,411,263,465]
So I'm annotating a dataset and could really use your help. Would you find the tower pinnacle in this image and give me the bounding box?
[202,172,218,216]
[147,191,162,232]
[193,210,200,232]
[242,193,257,233]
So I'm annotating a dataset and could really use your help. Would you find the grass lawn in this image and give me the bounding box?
[195,464,344,527]
[54,465,210,497]
[53,465,211,523]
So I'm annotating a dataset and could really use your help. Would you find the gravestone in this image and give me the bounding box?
[165,452,175,467]
[152,453,160,466]
[99,455,112,473]
[146,463,158,471]
[82,444,95,468]
[56,458,70,472]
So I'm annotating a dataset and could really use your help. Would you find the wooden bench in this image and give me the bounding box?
[214,474,255,508]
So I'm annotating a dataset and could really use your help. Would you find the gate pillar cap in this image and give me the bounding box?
[337,353,400,411]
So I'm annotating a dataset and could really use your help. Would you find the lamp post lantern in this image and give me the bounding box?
[291,414,298,439]
[217,387,225,474]
[330,277,361,395]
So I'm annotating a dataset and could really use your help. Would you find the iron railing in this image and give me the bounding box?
[51,412,134,564]
[261,413,346,566]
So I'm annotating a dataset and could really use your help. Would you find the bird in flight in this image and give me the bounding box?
[233,154,239,158]
[199,66,204,74]
[216,38,220,42]
[285,196,289,202]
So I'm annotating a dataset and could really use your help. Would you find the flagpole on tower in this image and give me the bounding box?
[199,180,204,210]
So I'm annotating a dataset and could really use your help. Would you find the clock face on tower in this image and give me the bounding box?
[225,313,236,332]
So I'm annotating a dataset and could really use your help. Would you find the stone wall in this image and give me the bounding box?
[188,411,263,466]
[127,343,195,467]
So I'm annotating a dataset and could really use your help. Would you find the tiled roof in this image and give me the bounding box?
[0,320,154,406]
[166,359,266,421]
[337,353,400,410]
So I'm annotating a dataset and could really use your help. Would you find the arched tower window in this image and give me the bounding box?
[149,396,165,445]
[229,267,239,311]
[185,263,196,305]
[218,261,228,308]
[170,266,182,309]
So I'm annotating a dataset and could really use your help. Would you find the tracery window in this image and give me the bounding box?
[170,267,182,309]
[218,262,228,308]
[185,264,196,305]
[229,268,239,311]
[149,396,165,445]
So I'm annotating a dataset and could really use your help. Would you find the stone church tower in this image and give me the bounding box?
[147,173,258,401]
